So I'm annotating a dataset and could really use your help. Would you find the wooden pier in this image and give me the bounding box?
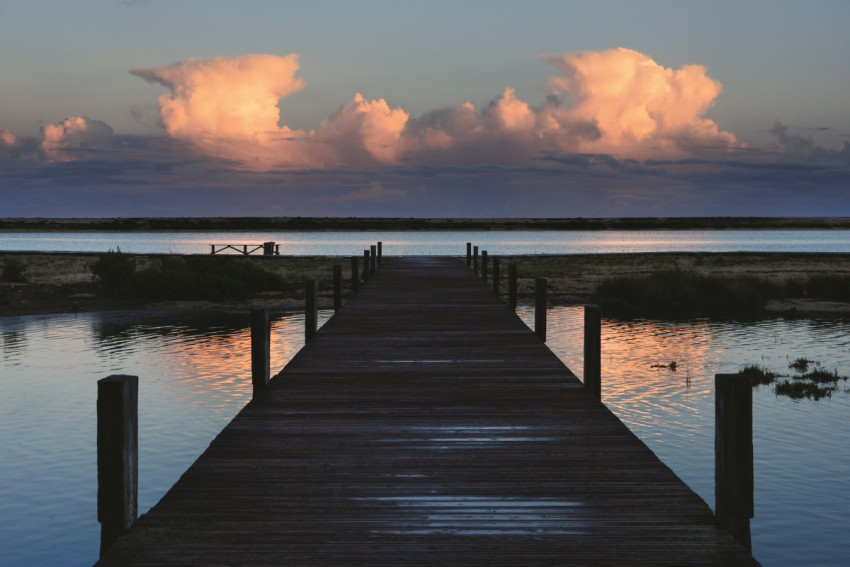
[96,257,760,566]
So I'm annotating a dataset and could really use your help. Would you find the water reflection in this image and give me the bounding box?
[2,307,849,566]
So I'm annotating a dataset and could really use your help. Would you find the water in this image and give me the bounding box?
[2,308,849,566]
[3,229,850,255]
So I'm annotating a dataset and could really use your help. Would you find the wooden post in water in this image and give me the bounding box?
[251,309,270,393]
[481,251,488,283]
[535,278,547,341]
[466,242,472,267]
[350,256,359,291]
[242,245,248,256]
[370,245,377,275]
[333,265,342,310]
[492,257,500,293]
[363,250,370,280]
[377,242,383,265]
[715,373,754,552]
[508,263,517,308]
[305,279,318,341]
[473,246,479,274]
[97,374,138,556]
[584,305,601,398]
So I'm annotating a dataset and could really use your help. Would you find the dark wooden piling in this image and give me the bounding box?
[333,265,342,310]
[492,257,500,293]
[715,373,754,552]
[481,251,489,283]
[377,242,383,265]
[370,245,377,275]
[251,309,270,393]
[508,263,517,308]
[305,280,318,341]
[363,250,370,280]
[584,305,601,398]
[97,375,138,556]
[535,278,547,341]
[466,242,472,266]
[350,256,359,291]
[473,245,479,274]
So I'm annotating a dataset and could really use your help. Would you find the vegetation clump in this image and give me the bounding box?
[743,359,848,400]
[595,270,780,318]
[1,257,27,283]
[91,250,285,301]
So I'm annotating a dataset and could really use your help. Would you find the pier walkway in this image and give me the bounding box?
[96,257,759,566]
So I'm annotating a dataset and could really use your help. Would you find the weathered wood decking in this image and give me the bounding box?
[96,257,760,566]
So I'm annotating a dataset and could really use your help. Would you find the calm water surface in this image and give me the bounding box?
[1,307,849,565]
[4,229,850,254]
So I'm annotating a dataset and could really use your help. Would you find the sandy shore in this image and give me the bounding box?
[4,251,850,317]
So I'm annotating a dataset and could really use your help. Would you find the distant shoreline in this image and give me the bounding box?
[3,216,850,232]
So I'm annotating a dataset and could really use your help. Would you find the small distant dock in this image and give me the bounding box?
[210,241,279,255]
[96,257,759,565]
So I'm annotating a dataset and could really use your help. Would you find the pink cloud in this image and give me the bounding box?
[40,116,114,162]
[130,49,739,170]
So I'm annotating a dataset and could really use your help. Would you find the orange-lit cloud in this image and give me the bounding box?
[39,116,114,162]
[130,49,738,170]
[0,127,22,158]
[541,48,738,155]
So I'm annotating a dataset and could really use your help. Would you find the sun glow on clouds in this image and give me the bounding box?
[40,116,114,162]
[125,49,738,171]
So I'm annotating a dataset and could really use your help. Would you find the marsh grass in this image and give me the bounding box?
[745,359,849,400]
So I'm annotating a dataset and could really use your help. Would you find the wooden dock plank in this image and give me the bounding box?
[96,257,760,566]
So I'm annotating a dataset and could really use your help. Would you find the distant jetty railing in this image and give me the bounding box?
[211,242,279,256]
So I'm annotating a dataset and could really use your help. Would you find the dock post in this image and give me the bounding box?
[251,309,270,393]
[466,242,472,267]
[333,265,342,310]
[584,305,601,398]
[363,250,370,280]
[97,375,138,556]
[377,242,383,265]
[473,246,479,274]
[210,244,215,255]
[370,245,377,274]
[535,278,547,341]
[243,245,248,256]
[481,251,488,283]
[305,280,318,341]
[508,263,517,308]
[715,373,754,552]
[492,257,500,293]
[351,256,359,291]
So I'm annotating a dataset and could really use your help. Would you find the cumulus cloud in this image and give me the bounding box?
[40,116,114,162]
[131,49,739,170]
[1,127,22,158]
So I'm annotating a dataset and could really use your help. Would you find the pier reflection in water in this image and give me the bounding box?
[1,307,848,566]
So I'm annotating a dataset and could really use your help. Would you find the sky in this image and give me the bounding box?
[1,0,849,218]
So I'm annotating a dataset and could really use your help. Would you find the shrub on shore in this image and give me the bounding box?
[595,270,782,318]
[91,251,285,301]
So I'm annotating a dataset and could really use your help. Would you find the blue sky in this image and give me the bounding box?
[1,0,849,217]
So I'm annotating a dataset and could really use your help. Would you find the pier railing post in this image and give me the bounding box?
[97,375,138,556]
[481,251,488,283]
[305,279,318,341]
[535,278,547,341]
[251,309,270,393]
[715,373,754,552]
[584,305,601,398]
[473,246,479,274]
[363,250,370,280]
[370,245,377,275]
[350,256,359,291]
[466,242,472,267]
[492,257,500,293]
[333,265,342,310]
[377,241,383,265]
[508,263,517,308]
